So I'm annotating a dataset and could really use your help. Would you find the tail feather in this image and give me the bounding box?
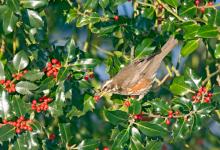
[158,36,178,59]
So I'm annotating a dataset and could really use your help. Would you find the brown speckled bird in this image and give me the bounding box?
[100,36,178,100]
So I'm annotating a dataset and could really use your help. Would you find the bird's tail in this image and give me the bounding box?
[157,36,178,60]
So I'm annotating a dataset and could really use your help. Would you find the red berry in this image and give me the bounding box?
[84,75,89,81]
[12,122,17,126]
[204,97,210,103]
[195,0,200,6]
[208,1,214,6]
[51,59,58,64]
[31,105,36,110]
[16,128,21,134]
[23,126,28,130]
[165,119,171,125]
[94,95,100,102]
[124,101,131,107]
[168,110,173,115]
[103,147,109,150]
[0,79,5,84]
[192,95,197,100]
[49,133,56,140]
[47,62,52,67]
[114,15,119,21]
[19,116,24,121]
[208,92,213,97]
[53,71,58,77]
[12,74,16,78]
[168,114,173,119]
[175,111,180,115]
[27,126,33,131]
[200,7,205,14]
[23,70,28,73]
[3,119,7,124]
[32,100,37,104]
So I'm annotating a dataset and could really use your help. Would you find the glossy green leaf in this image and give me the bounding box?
[0,125,15,142]
[23,70,44,81]
[184,67,201,89]
[163,0,178,7]
[136,122,168,137]
[150,98,169,114]
[214,44,220,59]
[77,139,99,150]
[76,16,90,27]
[12,95,28,116]
[15,81,38,95]
[179,3,196,18]
[181,22,200,40]
[27,9,43,28]
[112,129,130,149]
[13,51,29,71]
[146,140,162,150]
[0,61,5,80]
[104,110,128,125]
[66,8,78,23]
[130,127,144,150]
[197,25,218,38]
[129,101,141,114]
[99,0,109,9]
[0,90,10,118]
[170,76,193,96]
[83,94,95,113]
[173,118,189,140]
[3,8,18,34]
[91,25,117,35]
[84,0,98,10]
[143,7,155,19]
[58,123,72,144]
[12,132,39,150]
[7,0,20,13]
[181,40,199,56]
[20,0,48,9]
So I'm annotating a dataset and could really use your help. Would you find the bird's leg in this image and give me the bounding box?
[130,46,135,62]
[137,94,145,101]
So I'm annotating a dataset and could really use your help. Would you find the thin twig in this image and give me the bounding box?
[202,67,220,85]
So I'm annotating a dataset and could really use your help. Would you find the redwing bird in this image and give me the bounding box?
[100,36,178,100]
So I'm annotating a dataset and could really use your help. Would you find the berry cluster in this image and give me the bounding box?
[84,72,94,81]
[123,100,131,107]
[192,87,213,103]
[2,116,33,134]
[43,59,61,78]
[31,96,53,113]
[0,80,16,93]
[12,69,28,80]
[194,0,214,13]
[165,110,180,125]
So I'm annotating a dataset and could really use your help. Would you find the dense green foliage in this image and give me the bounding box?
[0,0,220,149]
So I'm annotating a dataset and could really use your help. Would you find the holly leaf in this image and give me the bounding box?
[0,125,15,142]
[77,139,99,150]
[11,95,29,116]
[58,123,72,144]
[0,90,10,118]
[136,122,168,137]
[112,129,130,149]
[15,81,38,95]
[13,51,29,71]
[170,76,194,96]
[20,0,48,9]
[104,110,128,125]
[23,70,44,81]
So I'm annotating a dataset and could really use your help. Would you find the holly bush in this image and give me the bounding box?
[0,0,220,149]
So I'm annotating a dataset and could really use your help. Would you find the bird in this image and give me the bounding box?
[100,36,178,100]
